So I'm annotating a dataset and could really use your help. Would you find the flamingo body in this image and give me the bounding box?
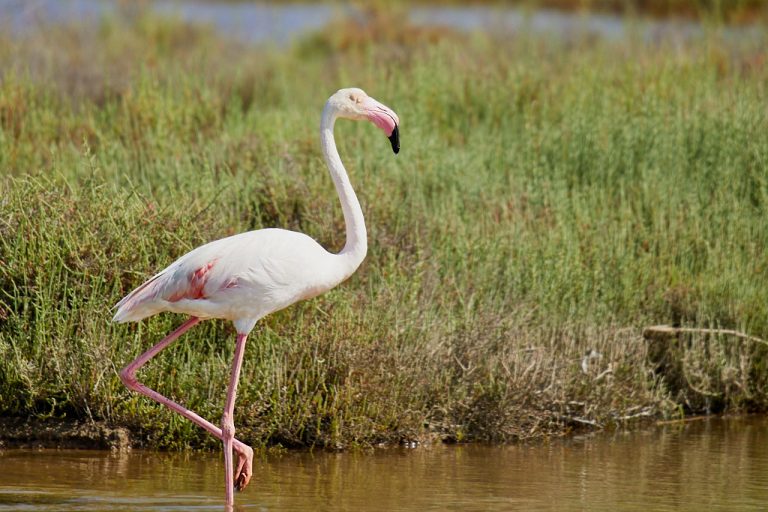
[114,228,351,333]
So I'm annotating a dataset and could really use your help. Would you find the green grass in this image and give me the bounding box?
[1,11,767,449]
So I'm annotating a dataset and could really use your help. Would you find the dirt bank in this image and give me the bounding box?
[0,418,131,451]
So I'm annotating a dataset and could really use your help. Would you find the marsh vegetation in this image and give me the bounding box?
[1,6,767,450]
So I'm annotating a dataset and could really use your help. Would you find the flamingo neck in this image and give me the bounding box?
[320,105,368,276]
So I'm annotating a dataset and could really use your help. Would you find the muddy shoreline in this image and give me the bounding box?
[0,418,131,451]
[0,414,735,452]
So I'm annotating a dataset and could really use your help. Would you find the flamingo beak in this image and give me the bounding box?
[362,97,400,155]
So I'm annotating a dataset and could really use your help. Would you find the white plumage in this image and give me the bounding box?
[113,229,348,333]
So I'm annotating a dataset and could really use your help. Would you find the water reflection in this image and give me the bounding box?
[0,416,766,511]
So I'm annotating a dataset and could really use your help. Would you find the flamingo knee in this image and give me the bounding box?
[119,365,139,391]
[221,412,235,440]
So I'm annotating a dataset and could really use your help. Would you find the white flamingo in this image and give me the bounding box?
[113,88,399,507]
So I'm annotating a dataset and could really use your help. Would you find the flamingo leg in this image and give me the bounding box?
[222,332,248,506]
[119,318,254,502]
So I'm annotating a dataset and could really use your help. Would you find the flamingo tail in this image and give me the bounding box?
[112,272,166,323]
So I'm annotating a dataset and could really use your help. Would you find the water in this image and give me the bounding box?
[1,416,766,511]
[1,0,763,44]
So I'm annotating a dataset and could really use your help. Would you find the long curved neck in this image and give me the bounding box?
[320,104,367,274]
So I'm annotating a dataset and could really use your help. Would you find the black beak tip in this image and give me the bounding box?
[388,125,400,154]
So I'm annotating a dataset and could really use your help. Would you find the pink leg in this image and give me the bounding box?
[119,318,254,502]
[222,332,248,507]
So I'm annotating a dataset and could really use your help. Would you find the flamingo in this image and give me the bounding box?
[113,88,399,507]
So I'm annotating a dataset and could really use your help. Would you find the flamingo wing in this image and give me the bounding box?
[112,242,224,323]
[113,229,337,324]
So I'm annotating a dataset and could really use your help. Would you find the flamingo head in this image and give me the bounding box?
[328,87,400,154]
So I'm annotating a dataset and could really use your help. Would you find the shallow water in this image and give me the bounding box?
[1,0,763,44]
[1,416,766,511]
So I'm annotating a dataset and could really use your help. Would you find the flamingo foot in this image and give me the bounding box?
[234,444,254,492]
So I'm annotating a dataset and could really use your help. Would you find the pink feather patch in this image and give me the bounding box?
[169,259,218,302]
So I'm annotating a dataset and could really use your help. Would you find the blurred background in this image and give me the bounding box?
[4,0,767,45]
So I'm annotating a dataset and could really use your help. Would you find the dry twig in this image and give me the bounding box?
[643,325,768,348]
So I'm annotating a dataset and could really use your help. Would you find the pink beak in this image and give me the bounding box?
[362,97,400,154]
